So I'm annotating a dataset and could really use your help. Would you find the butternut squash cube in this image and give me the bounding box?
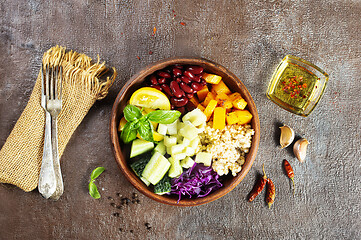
[226,110,253,125]
[215,93,233,109]
[202,73,222,84]
[204,100,218,121]
[228,92,242,101]
[118,117,127,131]
[197,104,205,111]
[233,97,247,110]
[188,96,200,107]
[211,80,232,95]
[202,92,216,107]
[197,85,209,102]
[213,107,226,129]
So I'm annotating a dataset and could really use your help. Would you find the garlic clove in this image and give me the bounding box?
[279,125,295,149]
[293,138,309,163]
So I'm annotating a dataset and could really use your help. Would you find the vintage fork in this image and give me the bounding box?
[38,64,64,200]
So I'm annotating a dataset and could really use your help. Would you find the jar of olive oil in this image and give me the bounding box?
[267,55,329,117]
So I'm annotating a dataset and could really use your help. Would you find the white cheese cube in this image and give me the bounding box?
[166,119,178,135]
[180,156,195,169]
[179,121,198,140]
[195,152,212,166]
[164,135,177,147]
[157,124,168,136]
[182,108,207,127]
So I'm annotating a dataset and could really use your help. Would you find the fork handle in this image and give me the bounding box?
[38,111,57,199]
[49,116,64,200]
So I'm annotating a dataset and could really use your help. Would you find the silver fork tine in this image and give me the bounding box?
[45,65,50,101]
[58,66,62,100]
[54,66,58,99]
[50,66,54,100]
[41,64,44,96]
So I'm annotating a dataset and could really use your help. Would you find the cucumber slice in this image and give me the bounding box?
[154,141,166,155]
[168,157,183,178]
[142,152,171,185]
[140,177,150,186]
[130,139,154,158]
[154,175,171,195]
[130,152,152,186]
[195,152,212,166]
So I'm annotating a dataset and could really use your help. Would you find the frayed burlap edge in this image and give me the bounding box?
[0,46,117,192]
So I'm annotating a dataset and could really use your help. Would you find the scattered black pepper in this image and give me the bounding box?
[136,199,140,204]
[116,205,122,209]
[145,223,151,230]
[110,203,116,208]
[119,228,123,232]
[113,212,120,217]
[116,193,122,198]
[108,196,114,201]
[130,230,133,233]
[121,198,130,205]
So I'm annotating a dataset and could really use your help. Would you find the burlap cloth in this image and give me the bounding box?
[0,46,117,192]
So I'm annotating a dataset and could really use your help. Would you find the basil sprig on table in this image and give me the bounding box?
[88,167,105,199]
[121,104,181,144]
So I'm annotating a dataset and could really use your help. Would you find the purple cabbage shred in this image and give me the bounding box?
[170,162,223,202]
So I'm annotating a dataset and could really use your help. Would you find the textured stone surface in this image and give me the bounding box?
[0,0,360,239]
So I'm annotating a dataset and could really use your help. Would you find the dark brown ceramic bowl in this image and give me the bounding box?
[110,57,260,206]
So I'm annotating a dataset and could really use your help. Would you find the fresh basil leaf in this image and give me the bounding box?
[123,104,142,122]
[89,181,101,199]
[121,121,138,143]
[137,120,154,142]
[147,110,181,124]
[90,167,105,180]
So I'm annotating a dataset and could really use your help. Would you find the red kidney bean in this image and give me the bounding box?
[157,71,171,78]
[176,106,186,115]
[186,93,194,99]
[170,80,184,98]
[186,66,204,75]
[171,104,175,110]
[183,70,195,80]
[171,96,188,107]
[150,85,162,91]
[180,76,192,84]
[158,77,166,85]
[176,77,182,83]
[201,79,207,86]
[161,84,173,96]
[172,67,182,77]
[192,75,201,82]
[150,75,158,85]
[173,64,183,69]
[191,82,203,91]
[179,82,194,94]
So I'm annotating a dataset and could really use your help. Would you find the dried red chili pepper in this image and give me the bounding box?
[266,178,275,209]
[248,164,267,202]
[283,159,295,195]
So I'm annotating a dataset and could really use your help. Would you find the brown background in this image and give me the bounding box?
[1,0,360,239]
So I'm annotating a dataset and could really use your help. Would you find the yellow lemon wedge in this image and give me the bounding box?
[129,87,171,110]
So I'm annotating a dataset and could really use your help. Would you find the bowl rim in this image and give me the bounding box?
[110,57,260,206]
